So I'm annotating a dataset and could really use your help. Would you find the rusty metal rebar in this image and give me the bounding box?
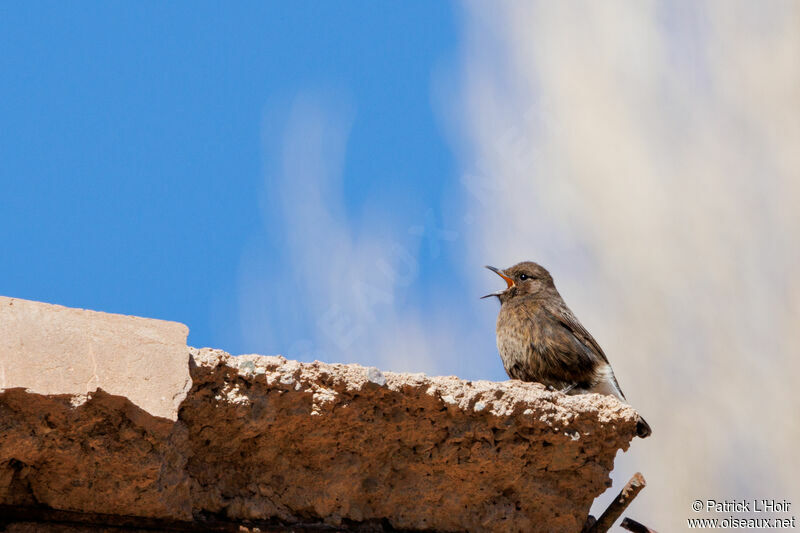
[586,472,647,533]
[621,516,659,533]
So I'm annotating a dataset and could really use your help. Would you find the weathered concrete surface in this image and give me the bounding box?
[182,350,638,532]
[0,298,641,532]
[0,296,191,421]
[0,389,191,520]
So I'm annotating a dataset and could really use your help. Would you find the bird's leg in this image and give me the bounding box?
[560,383,578,395]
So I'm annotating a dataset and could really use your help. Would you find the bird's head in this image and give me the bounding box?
[481,261,555,303]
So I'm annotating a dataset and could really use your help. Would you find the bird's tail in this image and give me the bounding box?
[636,416,652,439]
[590,364,652,438]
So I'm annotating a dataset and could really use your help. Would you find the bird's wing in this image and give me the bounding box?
[540,299,627,399]
[542,300,610,365]
[514,300,599,385]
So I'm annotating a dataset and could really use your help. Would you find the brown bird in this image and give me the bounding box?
[483,261,651,438]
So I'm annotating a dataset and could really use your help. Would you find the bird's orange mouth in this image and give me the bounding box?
[486,265,514,288]
[481,265,514,299]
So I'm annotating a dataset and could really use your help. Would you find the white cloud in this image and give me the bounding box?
[237,90,488,377]
[453,0,800,525]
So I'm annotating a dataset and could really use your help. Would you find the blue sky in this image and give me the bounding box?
[0,2,488,374]
[3,2,799,522]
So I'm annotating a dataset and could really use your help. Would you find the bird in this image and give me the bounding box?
[482,261,651,438]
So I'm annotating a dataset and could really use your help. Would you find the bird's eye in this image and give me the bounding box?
[519,274,530,280]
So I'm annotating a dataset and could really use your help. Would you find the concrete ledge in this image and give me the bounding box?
[0,296,190,421]
[0,298,640,532]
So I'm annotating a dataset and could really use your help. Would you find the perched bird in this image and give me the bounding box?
[483,261,651,438]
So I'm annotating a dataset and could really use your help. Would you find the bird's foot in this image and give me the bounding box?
[560,383,578,394]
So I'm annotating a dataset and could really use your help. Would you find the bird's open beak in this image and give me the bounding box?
[481,265,514,299]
